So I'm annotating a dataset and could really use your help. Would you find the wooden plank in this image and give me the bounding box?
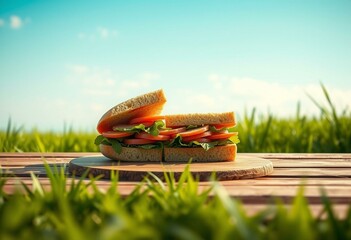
[242,204,350,218]
[2,181,350,217]
[270,168,351,177]
[219,178,351,186]
[3,177,351,187]
[2,175,350,218]
[2,165,351,178]
[0,152,98,158]
[2,180,350,204]
[270,159,351,168]
[3,176,351,197]
[2,154,351,168]
[0,152,351,162]
[1,152,351,159]
[1,154,350,168]
[2,158,351,169]
[254,153,351,160]
[1,164,350,178]
[0,157,76,163]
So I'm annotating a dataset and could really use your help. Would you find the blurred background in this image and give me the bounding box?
[1,0,350,132]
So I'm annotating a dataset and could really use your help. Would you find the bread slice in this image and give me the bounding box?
[164,144,237,162]
[100,144,162,162]
[100,143,237,162]
[164,112,235,127]
[97,89,167,133]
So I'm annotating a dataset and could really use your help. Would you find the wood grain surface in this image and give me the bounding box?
[68,155,274,181]
[1,153,351,217]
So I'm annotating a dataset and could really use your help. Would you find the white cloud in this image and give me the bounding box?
[78,27,118,41]
[66,65,161,119]
[208,74,223,90]
[70,64,89,75]
[98,27,118,39]
[114,72,160,99]
[10,15,23,29]
[67,64,117,96]
[164,75,351,119]
[231,77,351,117]
[67,65,160,96]
[90,103,104,112]
[140,72,160,81]
[0,15,29,30]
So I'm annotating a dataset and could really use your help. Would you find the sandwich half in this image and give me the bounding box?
[95,89,239,162]
[163,112,238,162]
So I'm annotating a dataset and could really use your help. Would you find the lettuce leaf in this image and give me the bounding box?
[94,135,163,153]
[94,135,109,145]
[146,120,165,136]
[169,135,188,147]
[111,140,122,154]
[209,125,237,133]
[94,135,123,154]
[167,134,239,151]
[112,121,166,136]
[192,141,218,151]
[186,125,201,130]
[113,123,147,133]
[229,135,240,144]
[136,142,164,150]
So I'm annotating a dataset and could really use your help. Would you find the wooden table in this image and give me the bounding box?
[1,153,350,217]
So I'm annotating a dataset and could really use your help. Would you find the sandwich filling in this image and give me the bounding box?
[94,115,240,154]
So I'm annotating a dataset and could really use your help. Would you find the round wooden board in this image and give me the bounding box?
[69,154,273,181]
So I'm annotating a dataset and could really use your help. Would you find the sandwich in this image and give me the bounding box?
[95,89,239,162]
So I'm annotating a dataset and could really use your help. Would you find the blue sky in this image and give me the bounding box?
[1,0,351,131]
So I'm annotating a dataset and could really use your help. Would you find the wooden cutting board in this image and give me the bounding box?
[68,154,273,181]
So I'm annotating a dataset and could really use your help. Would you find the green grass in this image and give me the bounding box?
[1,84,350,153]
[237,84,351,153]
[1,164,350,240]
[0,121,98,152]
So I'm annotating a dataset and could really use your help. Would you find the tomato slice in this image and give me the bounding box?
[113,122,153,131]
[182,131,212,142]
[129,115,165,124]
[123,138,157,145]
[159,127,187,135]
[135,132,170,141]
[207,132,238,140]
[192,138,212,143]
[212,122,236,129]
[173,125,209,138]
[102,131,134,139]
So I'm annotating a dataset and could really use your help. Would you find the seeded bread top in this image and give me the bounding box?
[164,112,235,127]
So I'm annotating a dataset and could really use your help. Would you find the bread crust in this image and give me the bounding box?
[100,144,162,162]
[164,112,235,127]
[164,144,237,162]
[97,89,167,133]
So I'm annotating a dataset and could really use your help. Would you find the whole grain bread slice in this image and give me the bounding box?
[164,112,235,127]
[100,144,237,162]
[97,89,167,133]
[164,144,237,162]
